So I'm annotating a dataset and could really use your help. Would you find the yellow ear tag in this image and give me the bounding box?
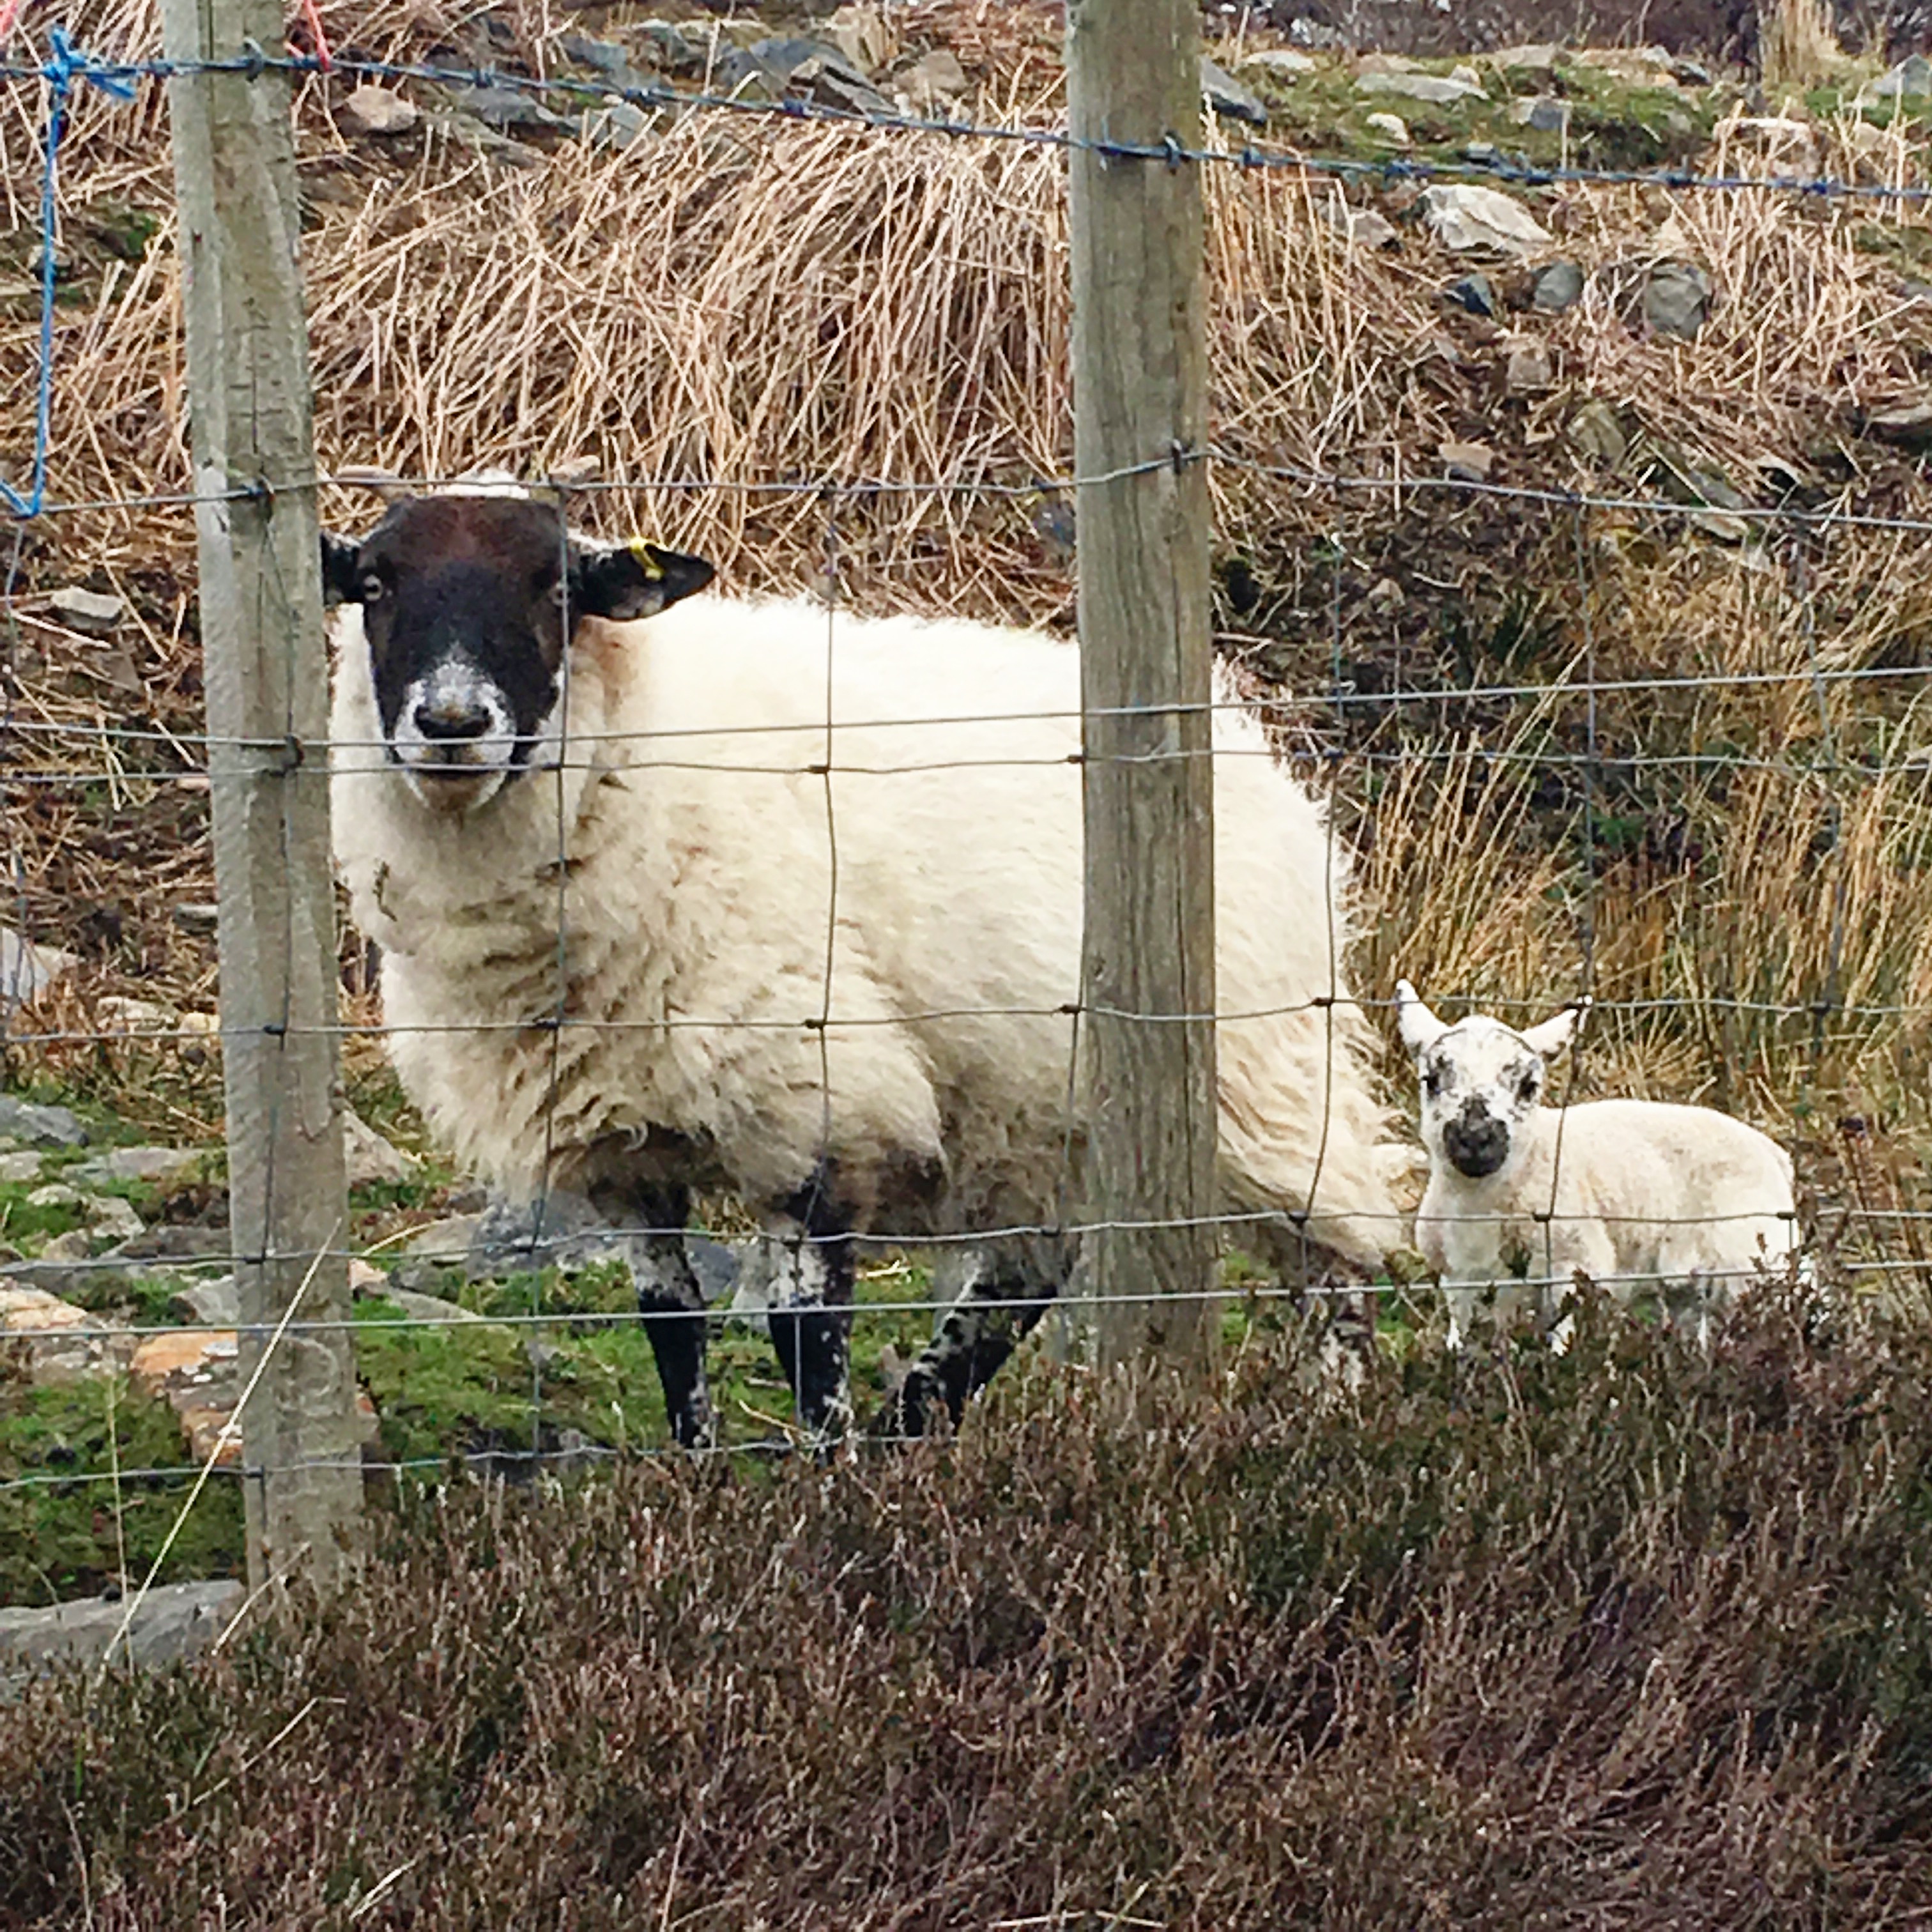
[627,537,665,581]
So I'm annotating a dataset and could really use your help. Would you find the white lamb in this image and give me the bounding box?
[323,484,1408,1446]
[1393,981,1799,1349]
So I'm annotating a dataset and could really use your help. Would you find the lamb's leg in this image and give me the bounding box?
[604,1181,714,1451]
[880,1238,1069,1438]
[765,1175,857,1445]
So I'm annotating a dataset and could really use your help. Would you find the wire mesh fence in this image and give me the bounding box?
[6,0,1932,1604]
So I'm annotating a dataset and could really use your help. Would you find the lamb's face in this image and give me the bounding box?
[321,491,714,815]
[1394,981,1586,1183]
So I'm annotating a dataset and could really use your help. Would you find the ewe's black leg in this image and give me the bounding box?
[766,1172,856,1443]
[598,1180,713,1450]
[882,1243,1066,1439]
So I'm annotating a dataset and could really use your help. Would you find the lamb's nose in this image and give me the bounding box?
[1444,1112,1509,1178]
[414,697,493,741]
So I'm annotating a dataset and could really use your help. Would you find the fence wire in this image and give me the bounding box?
[3,26,1932,1540]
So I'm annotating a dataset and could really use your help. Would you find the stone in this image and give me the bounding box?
[1439,440,1496,482]
[1733,115,1818,174]
[339,84,419,137]
[634,20,712,75]
[171,902,220,935]
[1316,195,1397,249]
[822,4,893,75]
[131,1328,241,1466]
[1671,57,1713,86]
[37,1231,90,1264]
[72,1146,205,1192]
[468,1191,609,1278]
[1356,53,1419,74]
[1575,45,1675,80]
[1860,54,1932,103]
[95,995,178,1034]
[1364,111,1409,145]
[0,931,80,1006]
[47,586,125,636]
[1866,401,1932,449]
[560,34,636,79]
[1444,272,1496,316]
[1449,65,1487,93]
[1420,183,1552,256]
[107,1225,229,1265]
[583,102,652,153]
[1645,261,1712,339]
[0,1151,41,1183]
[1511,95,1570,133]
[26,1183,79,1210]
[0,1581,243,1692]
[1243,48,1316,77]
[1357,71,1486,106]
[1531,259,1584,312]
[406,1215,483,1262]
[169,1277,239,1328]
[1505,335,1554,392]
[1491,43,1561,79]
[0,1282,123,1384]
[895,47,967,108]
[449,84,566,134]
[78,1194,144,1243]
[343,1111,413,1190]
[360,1285,482,1327]
[1202,56,1268,126]
[1290,17,1347,49]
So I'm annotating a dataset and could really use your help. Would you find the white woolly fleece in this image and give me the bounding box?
[330,595,1406,1266]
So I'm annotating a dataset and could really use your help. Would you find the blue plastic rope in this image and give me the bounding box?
[2,29,135,521]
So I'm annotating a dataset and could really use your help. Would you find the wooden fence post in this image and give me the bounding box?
[1066,0,1217,1370]
[161,0,360,1589]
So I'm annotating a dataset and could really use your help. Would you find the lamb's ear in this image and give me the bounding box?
[319,532,364,608]
[569,538,715,621]
[1521,995,1591,1060]
[1394,979,1448,1058]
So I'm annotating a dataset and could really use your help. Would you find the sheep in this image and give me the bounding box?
[323,484,1409,1447]
[1393,981,1800,1350]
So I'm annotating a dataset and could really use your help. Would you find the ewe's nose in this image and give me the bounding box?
[1442,1106,1509,1179]
[414,696,493,742]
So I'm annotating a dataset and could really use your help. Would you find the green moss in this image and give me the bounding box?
[0,1379,243,1606]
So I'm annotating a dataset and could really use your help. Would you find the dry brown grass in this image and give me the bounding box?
[6,0,1932,1271]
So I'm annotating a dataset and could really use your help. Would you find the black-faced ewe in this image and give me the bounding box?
[325,480,1408,1447]
[1394,981,1799,1349]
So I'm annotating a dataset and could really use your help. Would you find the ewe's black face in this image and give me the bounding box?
[322,492,714,815]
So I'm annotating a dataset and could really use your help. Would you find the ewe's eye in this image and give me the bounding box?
[359,574,385,604]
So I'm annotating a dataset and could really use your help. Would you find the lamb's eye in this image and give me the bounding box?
[1423,1067,1444,1099]
[359,574,385,604]
[1517,1072,1540,1103]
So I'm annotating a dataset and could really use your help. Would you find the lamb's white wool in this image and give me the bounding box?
[326,487,1408,1438]
[1394,981,1799,1348]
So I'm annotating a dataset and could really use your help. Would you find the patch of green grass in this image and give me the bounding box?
[0,1182,86,1252]
[0,1379,243,1606]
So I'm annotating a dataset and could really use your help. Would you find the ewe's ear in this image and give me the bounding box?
[319,532,365,608]
[569,538,715,622]
[1521,995,1590,1061]
[1394,979,1448,1059]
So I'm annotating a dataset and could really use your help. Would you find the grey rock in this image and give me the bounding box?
[0,1581,243,1694]
[1439,439,1496,481]
[0,1098,87,1148]
[1491,43,1561,79]
[896,47,967,106]
[804,65,895,118]
[360,1284,482,1326]
[448,84,566,133]
[338,84,419,137]
[26,1183,79,1210]
[1531,259,1584,312]
[38,1230,91,1264]
[582,102,652,153]
[1202,56,1268,126]
[634,19,712,74]
[1290,17,1347,49]
[1866,400,1932,449]
[561,34,638,80]
[407,1214,483,1264]
[1420,183,1552,256]
[687,1235,743,1306]
[1644,260,1712,339]
[0,930,81,1006]
[1357,71,1486,106]
[1510,95,1570,133]
[1243,47,1316,77]
[71,1146,205,1192]
[1317,196,1398,249]
[108,1225,231,1265]
[49,586,126,636]
[1671,57,1713,86]
[78,1194,145,1243]
[0,1151,42,1183]
[1363,111,1409,145]
[171,901,220,934]
[1444,272,1497,316]
[169,1277,240,1328]
[343,1111,413,1190]
[1505,335,1554,393]
[1863,54,1932,102]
